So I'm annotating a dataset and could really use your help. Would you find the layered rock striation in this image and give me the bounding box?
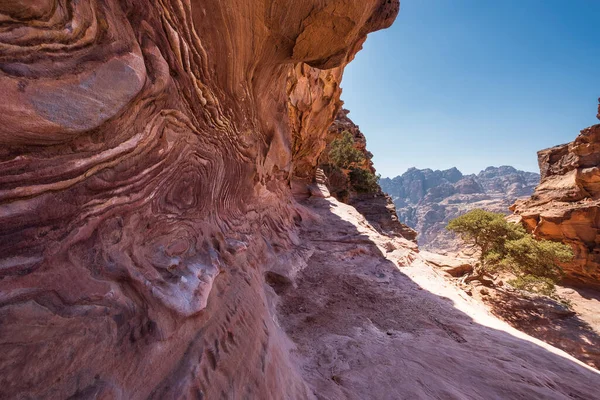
[381,166,539,251]
[512,106,600,288]
[0,1,399,398]
[3,1,600,398]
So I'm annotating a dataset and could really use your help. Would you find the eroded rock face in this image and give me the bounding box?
[0,0,399,398]
[512,116,600,288]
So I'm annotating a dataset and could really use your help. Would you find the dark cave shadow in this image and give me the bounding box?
[278,196,600,399]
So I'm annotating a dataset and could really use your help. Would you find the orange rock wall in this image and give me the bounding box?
[512,121,600,288]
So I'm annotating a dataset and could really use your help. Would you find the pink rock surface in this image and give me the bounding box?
[0,0,398,397]
[2,1,598,398]
[279,197,600,399]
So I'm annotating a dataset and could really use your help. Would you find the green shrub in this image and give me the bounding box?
[349,168,380,193]
[328,131,365,169]
[447,209,573,294]
[501,236,572,281]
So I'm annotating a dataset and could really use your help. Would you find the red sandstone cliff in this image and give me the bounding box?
[2,1,600,399]
[0,1,399,398]
[511,105,600,288]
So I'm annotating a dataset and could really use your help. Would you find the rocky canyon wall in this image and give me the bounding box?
[318,108,417,241]
[512,103,600,288]
[0,1,399,398]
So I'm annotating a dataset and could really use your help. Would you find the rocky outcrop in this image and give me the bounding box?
[0,1,400,398]
[511,109,600,288]
[3,1,600,397]
[419,251,473,277]
[380,166,539,251]
[319,108,417,241]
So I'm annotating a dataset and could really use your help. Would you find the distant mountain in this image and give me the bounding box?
[380,166,540,252]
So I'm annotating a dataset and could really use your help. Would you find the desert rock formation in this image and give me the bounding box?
[319,108,417,241]
[381,166,539,251]
[512,108,600,288]
[2,1,600,398]
[0,0,399,398]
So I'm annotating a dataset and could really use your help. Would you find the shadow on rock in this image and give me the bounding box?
[485,288,600,370]
[273,196,600,400]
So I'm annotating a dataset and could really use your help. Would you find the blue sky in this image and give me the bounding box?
[341,0,600,178]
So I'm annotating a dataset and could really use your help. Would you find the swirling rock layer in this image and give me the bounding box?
[0,0,399,398]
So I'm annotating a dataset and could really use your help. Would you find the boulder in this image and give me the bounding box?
[420,251,474,277]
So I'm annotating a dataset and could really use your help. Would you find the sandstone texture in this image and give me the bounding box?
[0,0,400,398]
[380,166,539,252]
[419,251,473,277]
[479,285,600,370]
[2,0,600,398]
[276,196,600,398]
[511,116,600,288]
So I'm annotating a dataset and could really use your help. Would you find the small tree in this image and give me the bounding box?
[447,209,573,294]
[327,130,380,194]
[501,236,573,296]
[446,210,524,266]
[349,168,380,193]
[328,131,365,169]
